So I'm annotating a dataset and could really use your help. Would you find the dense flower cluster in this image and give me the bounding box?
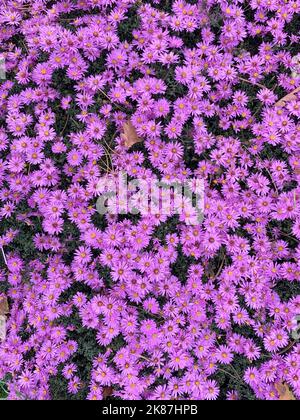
[0,0,300,400]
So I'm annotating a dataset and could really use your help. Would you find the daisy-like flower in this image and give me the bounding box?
[216,345,234,365]
[204,380,220,400]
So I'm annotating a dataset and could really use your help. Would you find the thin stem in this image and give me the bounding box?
[260,342,297,361]
[238,77,267,90]
[218,367,242,384]
[214,253,226,279]
[276,341,297,356]
[279,231,299,244]
[139,355,151,362]
[99,89,126,113]
[0,247,7,266]
[60,113,70,135]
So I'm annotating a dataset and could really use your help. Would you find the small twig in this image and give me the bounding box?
[99,89,126,112]
[103,149,113,173]
[99,143,114,172]
[139,355,151,362]
[279,231,299,244]
[103,135,117,153]
[228,364,243,381]
[238,77,267,90]
[70,117,82,129]
[265,167,279,196]
[260,341,297,360]
[214,253,226,279]
[276,341,297,356]
[218,367,242,384]
[98,162,112,173]
[20,40,28,54]
[60,113,70,135]
[59,18,77,22]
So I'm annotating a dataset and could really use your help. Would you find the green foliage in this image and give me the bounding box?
[0,381,8,400]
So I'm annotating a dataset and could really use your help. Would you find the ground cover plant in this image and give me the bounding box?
[0,0,300,400]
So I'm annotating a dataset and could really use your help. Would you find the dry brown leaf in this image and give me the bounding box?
[0,296,9,316]
[275,382,296,400]
[0,316,6,341]
[121,120,142,148]
[275,86,300,107]
[103,386,113,399]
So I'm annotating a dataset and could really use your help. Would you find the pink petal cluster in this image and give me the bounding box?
[0,0,300,400]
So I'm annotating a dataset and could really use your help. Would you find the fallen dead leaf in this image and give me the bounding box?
[0,315,6,341]
[0,296,8,341]
[275,86,300,107]
[275,382,296,400]
[0,296,9,316]
[121,120,142,148]
[103,386,113,399]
